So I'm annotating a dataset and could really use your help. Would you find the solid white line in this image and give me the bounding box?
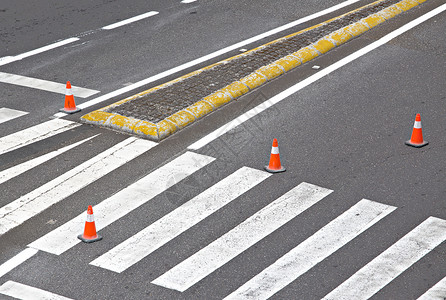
[0,135,99,185]
[29,151,215,255]
[0,38,79,67]
[0,108,28,124]
[0,72,99,98]
[0,248,38,278]
[225,199,396,300]
[102,11,159,30]
[188,3,446,150]
[152,182,333,292]
[0,137,156,236]
[417,276,446,300]
[322,217,446,300]
[90,167,271,273]
[54,0,364,118]
[0,281,74,300]
[181,0,197,3]
[0,119,81,156]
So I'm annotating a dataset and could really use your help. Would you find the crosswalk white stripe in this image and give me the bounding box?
[29,151,215,255]
[0,119,80,156]
[0,108,28,124]
[417,276,446,300]
[0,137,156,236]
[224,199,396,300]
[0,248,38,278]
[0,281,74,300]
[151,182,333,292]
[0,72,99,98]
[0,135,99,185]
[90,167,271,273]
[322,217,446,300]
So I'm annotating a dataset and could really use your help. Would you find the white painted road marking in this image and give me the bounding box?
[90,167,271,273]
[224,199,396,300]
[322,217,446,300]
[0,248,38,278]
[0,72,99,98]
[0,108,28,124]
[0,38,79,67]
[418,276,446,300]
[54,0,364,118]
[0,135,99,185]
[152,182,333,292]
[181,0,197,3]
[188,3,446,150]
[0,281,74,300]
[0,137,156,236]
[0,119,81,156]
[102,11,159,30]
[29,151,215,255]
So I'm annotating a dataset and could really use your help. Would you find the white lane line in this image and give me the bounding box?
[418,276,446,300]
[54,0,364,118]
[0,38,80,67]
[90,167,271,273]
[0,72,99,98]
[0,248,38,278]
[188,3,446,150]
[0,119,81,156]
[181,0,197,3]
[224,199,396,300]
[29,151,215,255]
[0,108,28,124]
[0,137,156,236]
[152,182,333,292]
[102,11,159,30]
[322,217,446,300]
[0,135,99,185]
[0,281,74,300]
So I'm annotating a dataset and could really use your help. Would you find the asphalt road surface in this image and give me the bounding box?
[1,0,445,299]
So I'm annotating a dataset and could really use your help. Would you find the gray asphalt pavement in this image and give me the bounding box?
[0,0,445,299]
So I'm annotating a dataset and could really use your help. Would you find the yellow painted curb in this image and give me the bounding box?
[81,0,426,141]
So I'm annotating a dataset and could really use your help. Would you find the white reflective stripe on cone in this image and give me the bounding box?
[271,146,279,154]
[414,121,421,129]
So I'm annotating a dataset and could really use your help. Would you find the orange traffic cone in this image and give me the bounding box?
[78,205,102,243]
[405,113,428,148]
[264,138,286,173]
[60,81,81,114]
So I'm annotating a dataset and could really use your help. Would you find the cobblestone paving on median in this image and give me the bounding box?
[107,0,400,124]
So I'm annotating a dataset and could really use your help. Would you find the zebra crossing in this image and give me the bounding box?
[1,118,446,299]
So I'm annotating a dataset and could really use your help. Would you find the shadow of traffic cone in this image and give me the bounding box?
[60,81,81,114]
[405,113,428,148]
[78,205,102,243]
[264,138,286,173]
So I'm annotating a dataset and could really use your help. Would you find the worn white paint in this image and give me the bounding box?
[225,199,396,300]
[152,182,333,292]
[0,137,156,236]
[0,281,74,300]
[0,108,28,124]
[323,217,446,300]
[90,167,271,273]
[29,151,215,255]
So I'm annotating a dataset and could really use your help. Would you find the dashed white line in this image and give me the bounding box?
[0,38,79,67]
[102,11,159,30]
[188,3,446,150]
[54,0,365,118]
